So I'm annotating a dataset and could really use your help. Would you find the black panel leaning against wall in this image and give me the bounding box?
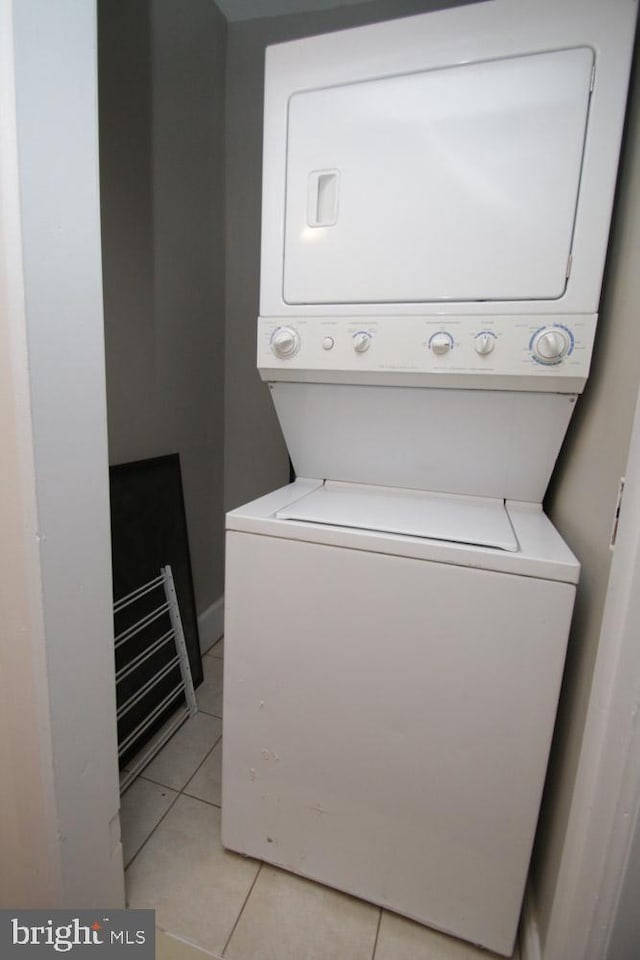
[110,454,203,765]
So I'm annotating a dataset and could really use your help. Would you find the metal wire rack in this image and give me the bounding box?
[114,565,197,793]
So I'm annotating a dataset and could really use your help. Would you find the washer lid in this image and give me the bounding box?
[275,481,518,552]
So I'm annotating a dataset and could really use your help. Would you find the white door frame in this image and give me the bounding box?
[531,379,640,959]
[1,0,124,907]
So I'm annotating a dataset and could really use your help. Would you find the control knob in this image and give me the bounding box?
[270,326,300,359]
[430,332,453,356]
[353,331,372,353]
[533,327,569,364]
[474,332,496,356]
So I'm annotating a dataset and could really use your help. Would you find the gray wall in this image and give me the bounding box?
[99,0,227,612]
[532,42,640,952]
[223,0,472,512]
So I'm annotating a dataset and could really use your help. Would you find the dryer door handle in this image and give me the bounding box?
[307,170,339,227]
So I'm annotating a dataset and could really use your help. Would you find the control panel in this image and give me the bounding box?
[259,315,595,388]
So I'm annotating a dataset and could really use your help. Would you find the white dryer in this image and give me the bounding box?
[221,1,636,956]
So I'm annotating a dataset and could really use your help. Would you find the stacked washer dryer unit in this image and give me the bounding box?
[222,1,636,955]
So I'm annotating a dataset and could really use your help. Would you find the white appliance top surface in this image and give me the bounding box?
[227,479,580,583]
[276,481,518,552]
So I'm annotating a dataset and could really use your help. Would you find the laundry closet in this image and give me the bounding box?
[97,0,640,957]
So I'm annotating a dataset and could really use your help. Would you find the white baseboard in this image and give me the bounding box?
[197,595,224,655]
[519,882,542,960]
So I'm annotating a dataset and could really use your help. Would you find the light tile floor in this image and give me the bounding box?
[123,638,521,960]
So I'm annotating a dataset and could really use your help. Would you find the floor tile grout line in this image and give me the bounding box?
[220,861,264,957]
[158,928,225,960]
[197,707,223,721]
[180,733,223,795]
[203,644,223,661]
[124,651,225,903]
[370,908,383,960]
[123,786,182,876]
[123,771,220,878]
[138,772,181,791]
[125,731,222,875]
[137,731,222,795]
[181,791,222,810]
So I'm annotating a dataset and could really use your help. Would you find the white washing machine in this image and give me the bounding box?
[223,480,578,956]
[221,1,636,956]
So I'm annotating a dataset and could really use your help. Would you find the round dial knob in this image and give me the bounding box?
[270,326,300,359]
[533,328,569,364]
[430,332,453,356]
[353,331,372,353]
[474,332,496,356]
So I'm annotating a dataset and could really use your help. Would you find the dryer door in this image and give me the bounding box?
[283,47,593,306]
